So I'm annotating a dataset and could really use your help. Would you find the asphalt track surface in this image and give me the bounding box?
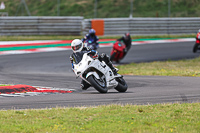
[0,41,200,109]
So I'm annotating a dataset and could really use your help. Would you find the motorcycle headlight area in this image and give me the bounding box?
[75,65,79,69]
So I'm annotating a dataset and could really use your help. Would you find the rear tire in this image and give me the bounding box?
[87,75,108,93]
[114,77,128,92]
[193,43,199,53]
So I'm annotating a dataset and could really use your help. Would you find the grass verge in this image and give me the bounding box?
[0,34,195,41]
[0,103,199,132]
[0,84,10,86]
[117,57,200,77]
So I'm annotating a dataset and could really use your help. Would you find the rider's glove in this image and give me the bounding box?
[93,52,99,59]
[87,50,96,55]
[96,43,99,49]
[87,50,98,58]
[70,56,73,63]
[123,47,127,53]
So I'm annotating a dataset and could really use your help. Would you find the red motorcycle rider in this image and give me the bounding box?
[193,29,200,53]
[117,33,132,56]
[110,33,132,62]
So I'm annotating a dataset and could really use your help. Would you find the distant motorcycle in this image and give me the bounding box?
[84,39,99,50]
[193,32,200,53]
[110,41,126,63]
[72,52,128,93]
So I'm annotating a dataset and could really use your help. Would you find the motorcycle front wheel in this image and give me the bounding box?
[87,75,108,93]
[114,77,128,92]
[193,43,199,53]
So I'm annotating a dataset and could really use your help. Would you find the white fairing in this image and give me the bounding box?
[73,53,120,89]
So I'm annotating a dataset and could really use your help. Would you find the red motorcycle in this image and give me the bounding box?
[193,32,200,53]
[110,41,126,63]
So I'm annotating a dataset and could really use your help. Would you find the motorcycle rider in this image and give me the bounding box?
[193,29,200,53]
[117,33,132,56]
[82,29,99,49]
[196,29,200,39]
[70,39,118,90]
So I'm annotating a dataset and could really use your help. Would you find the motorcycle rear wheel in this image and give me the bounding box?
[87,75,108,93]
[193,43,199,53]
[114,77,128,92]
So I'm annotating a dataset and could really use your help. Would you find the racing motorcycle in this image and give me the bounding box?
[110,41,126,63]
[73,52,128,93]
[84,39,99,50]
[193,32,200,53]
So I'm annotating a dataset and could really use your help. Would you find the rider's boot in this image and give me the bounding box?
[99,53,118,75]
[80,84,87,90]
[107,61,118,75]
[81,80,91,90]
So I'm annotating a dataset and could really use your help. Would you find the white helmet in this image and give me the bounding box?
[71,39,83,53]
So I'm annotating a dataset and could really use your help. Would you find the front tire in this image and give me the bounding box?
[114,77,128,92]
[87,75,108,93]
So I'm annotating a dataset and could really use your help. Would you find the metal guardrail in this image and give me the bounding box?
[0,16,83,36]
[83,17,200,36]
[0,17,199,36]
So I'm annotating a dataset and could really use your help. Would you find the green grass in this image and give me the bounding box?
[117,57,200,77]
[0,103,199,132]
[0,84,10,86]
[0,34,195,41]
[2,0,200,18]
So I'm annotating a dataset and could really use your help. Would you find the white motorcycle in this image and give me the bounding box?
[73,52,128,93]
